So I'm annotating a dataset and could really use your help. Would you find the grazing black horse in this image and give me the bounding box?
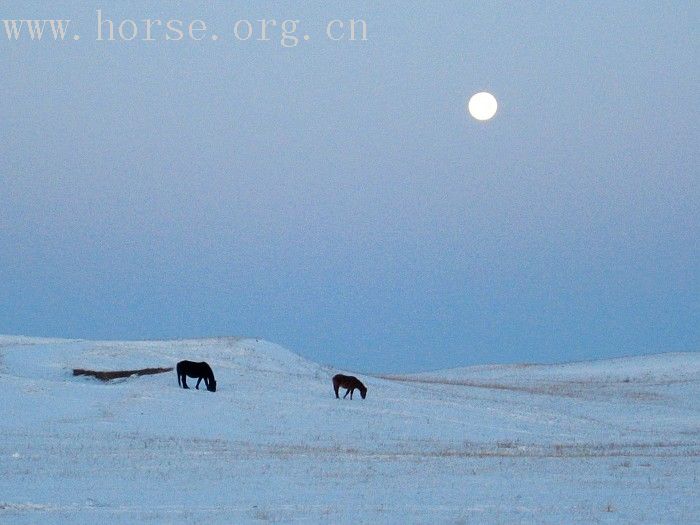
[332,374,367,399]
[176,361,216,392]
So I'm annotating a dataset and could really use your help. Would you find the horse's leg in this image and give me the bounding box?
[350,388,354,400]
[181,375,189,389]
[343,388,350,399]
[196,377,202,390]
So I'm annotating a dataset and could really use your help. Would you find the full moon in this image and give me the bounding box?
[468,92,498,121]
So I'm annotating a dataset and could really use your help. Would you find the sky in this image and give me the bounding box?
[1,1,698,372]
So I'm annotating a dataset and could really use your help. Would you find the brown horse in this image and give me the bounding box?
[332,374,367,399]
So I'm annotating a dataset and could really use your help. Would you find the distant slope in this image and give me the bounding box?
[400,352,700,383]
[382,352,700,403]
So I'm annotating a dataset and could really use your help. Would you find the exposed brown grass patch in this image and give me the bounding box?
[73,367,173,381]
[379,374,669,401]
[379,375,577,397]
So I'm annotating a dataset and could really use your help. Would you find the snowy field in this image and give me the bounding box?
[0,336,698,523]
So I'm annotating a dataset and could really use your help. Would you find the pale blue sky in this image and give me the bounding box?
[1,1,697,372]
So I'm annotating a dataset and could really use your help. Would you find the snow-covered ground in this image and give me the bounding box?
[1,336,698,523]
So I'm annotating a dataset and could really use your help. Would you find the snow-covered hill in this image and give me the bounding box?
[1,337,698,523]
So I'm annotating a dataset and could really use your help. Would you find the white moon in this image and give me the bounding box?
[468,92,498,121]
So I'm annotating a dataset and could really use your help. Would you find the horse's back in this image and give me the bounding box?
[333,374,359,388]
[177,360,212,376]
[176,360,193,374]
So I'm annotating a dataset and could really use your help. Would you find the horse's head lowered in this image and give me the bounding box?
[207,378,217,392]
[359,384,367,399]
